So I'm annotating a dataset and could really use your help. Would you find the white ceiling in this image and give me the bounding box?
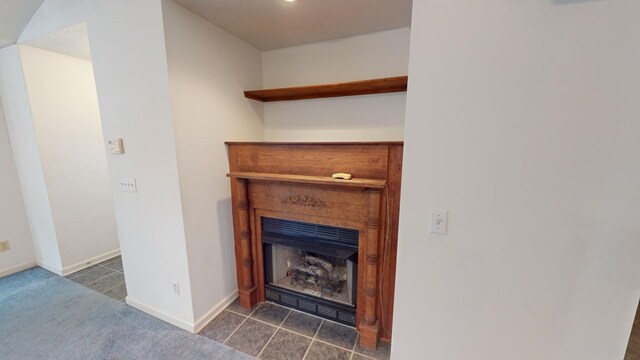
[173,0,413,51]
[22,22,92,60]
[0,0,44,49]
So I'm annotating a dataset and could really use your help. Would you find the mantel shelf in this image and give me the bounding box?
[243,76,408,102]
[227,172,386,189]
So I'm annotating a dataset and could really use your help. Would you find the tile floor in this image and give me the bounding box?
[200,299,391,360]
[65,256,127,302]
[64,257,388,359]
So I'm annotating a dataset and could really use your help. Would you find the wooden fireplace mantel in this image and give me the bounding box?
[227,172,387,189]
[226,142,403,350]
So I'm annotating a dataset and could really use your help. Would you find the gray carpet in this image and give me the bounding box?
[0,267,253,360]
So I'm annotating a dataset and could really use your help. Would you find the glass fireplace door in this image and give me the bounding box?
[266,244,357,306]
[262,217,358,325]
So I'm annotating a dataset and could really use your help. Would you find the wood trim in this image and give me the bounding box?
[225,141,404,146]
[228,172,386,189]
[235,179,257,308]
[253,210,266,303]
[378,144,403,340]
[359,189,383,349]
[231,143,390,180]
[228,146,245,303]
[243,76,408,102]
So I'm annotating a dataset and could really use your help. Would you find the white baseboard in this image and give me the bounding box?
[125,296,195,333]
[37,260,63,275]
[62,248,121,276]
[0,260,37,279]
[194,290,239,333]
[124,290,239,334]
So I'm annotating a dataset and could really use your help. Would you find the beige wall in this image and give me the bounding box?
[0,100,35,277]
[262,28,410,142]
[162,0,264,325]
[0,45,61,271]
[393,0,640,359]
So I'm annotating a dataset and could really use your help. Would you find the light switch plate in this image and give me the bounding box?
[107,138,124,154]
[429,209,448,235]
[120,178,137,193]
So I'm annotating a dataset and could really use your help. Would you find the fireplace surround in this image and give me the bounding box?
[226,142,402,350]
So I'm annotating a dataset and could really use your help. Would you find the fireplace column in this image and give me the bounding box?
[360,188,383,350]
[236,179,257,308]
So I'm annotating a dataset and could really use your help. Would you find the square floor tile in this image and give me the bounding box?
[101,255,121,265]
[352,354,374,360]
[250,302,291,326]
[103,282,127,301]
[354,340,391,360]
[304,340,352,360]
[88,272,124,293]
[101,257,123,272]
[315,321,358,350]
[226,318,276,357]
[225,297,257,316]
[258,329,311,360]
[200,310,246,343]
[67,265,114,286]
[281,310,322,337]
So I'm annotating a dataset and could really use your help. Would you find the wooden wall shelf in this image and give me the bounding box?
[244,76,408,102]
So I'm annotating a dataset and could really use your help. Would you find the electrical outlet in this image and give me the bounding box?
[0,240,10,252]
[172,281,180,296]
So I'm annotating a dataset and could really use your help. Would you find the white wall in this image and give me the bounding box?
[18,0,196,329]
[19,45,118,271]
[0,101,35,277]
[162,0,264,324]
[393,1,640,359]
[0,45,61,271]
[262,28,410,141]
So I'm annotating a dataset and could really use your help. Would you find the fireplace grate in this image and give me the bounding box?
[265,284,356,327]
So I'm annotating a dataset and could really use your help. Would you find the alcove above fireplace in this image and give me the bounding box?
[226,142,403,350]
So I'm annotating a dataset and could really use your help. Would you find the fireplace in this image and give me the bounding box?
[262,217,358,326]
[226,142,403,350]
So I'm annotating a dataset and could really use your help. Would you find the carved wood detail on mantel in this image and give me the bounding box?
[281,194,327,208]
[226,142,403,350]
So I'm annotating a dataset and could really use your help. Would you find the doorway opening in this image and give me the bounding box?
[19,22,126,301]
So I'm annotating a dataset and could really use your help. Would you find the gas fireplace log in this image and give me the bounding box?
[287,257,347,285]
[303,255,334,272]
[329,267,347,282]
[287,259,326,278]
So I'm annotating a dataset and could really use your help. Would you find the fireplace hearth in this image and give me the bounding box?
[262,217,358,325]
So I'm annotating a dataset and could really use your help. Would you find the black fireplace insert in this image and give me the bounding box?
[262,217,358,326]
